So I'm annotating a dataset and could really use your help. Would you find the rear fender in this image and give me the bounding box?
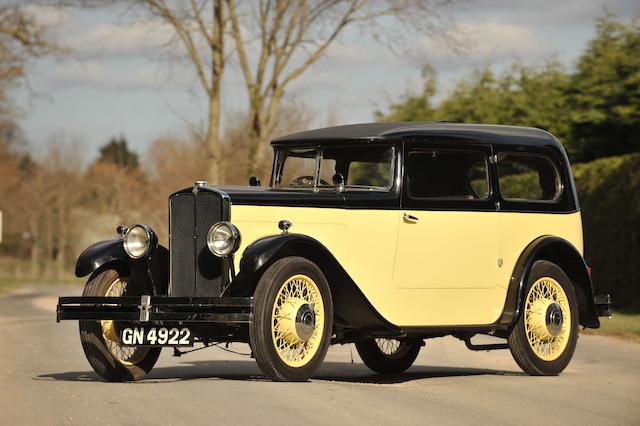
[498,236,599,329]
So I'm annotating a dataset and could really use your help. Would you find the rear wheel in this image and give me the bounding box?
[355,338,422,374]
[508,260,579,376]
[79,268,161,381]
[250,257,333,381]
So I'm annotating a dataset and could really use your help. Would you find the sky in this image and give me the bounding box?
[13,0,640,163]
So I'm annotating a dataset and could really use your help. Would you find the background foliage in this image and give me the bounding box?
[377,14,640,164]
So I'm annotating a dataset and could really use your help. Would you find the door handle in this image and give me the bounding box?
[403,213,419,223]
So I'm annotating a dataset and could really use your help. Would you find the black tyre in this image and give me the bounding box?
[355,338,422,374]
[508,260,579,376]
[250,256,333,381]
[79,268,161,382]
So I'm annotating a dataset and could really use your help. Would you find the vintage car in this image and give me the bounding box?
[58,122,611,382]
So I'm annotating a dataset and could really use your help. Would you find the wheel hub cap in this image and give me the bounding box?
[529,299,564,340]
[277,298,316,344]
[295,303,316,341]
[546,303,563,336]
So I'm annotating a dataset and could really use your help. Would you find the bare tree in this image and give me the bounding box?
[73,0,457,182]
[0,3,61,115]
[225,0,457,177]
[127,0,227,184]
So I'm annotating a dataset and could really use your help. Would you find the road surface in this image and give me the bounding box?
[1,285,638,425]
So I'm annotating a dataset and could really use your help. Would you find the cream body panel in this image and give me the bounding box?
[231,205,583,329]
[232,205,349,273]
[392,211,500,289]
[232,205,503,327]
[232,206,399,309]
[498,211,584,287]
[389,210,504,326]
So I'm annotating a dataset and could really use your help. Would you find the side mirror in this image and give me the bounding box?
[332,173,345,193]
[249,176,261,186]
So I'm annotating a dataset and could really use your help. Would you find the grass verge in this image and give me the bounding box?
[582,311,640,343]
[0,276,80,295]
[0,276,21,293]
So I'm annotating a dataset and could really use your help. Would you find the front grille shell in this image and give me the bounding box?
[169,187,230,297]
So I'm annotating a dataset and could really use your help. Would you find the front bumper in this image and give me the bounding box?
[57,296,253,324]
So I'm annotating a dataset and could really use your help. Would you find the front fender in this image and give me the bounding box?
[75,239,127,278]
[232,233,395,332]
[75,239,169,296]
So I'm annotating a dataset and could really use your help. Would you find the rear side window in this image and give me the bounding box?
[406,149,489,200]
[497,152,561,201]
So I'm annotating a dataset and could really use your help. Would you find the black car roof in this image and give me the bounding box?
[271,122,560,147]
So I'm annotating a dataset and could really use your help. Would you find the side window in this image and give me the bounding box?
[497,152,561,201]
[348,161,391,187]
[320,145,394,190]
[406,150,489,200]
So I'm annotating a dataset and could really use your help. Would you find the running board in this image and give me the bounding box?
[463,335,509,351]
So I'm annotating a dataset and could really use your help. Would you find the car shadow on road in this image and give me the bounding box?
[36,360,523,384]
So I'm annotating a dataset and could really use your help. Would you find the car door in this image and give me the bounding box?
[391,139,504,325]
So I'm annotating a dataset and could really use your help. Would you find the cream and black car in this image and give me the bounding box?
[58,122,611,382]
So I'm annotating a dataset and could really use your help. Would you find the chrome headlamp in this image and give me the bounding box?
[207,222,241,257]
[122,224,157,259]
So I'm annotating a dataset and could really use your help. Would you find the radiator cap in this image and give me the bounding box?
[195,180,208,188]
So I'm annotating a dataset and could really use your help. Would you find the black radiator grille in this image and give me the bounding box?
[169,190,226,297]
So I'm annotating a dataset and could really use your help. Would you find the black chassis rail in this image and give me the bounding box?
[57,296,253,324]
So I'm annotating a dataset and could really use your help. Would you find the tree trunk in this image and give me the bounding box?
[205,98,222,185]
[247,106,269,179]
[42,206,55,279]
[56,192,66,280]
[28,219,39,280]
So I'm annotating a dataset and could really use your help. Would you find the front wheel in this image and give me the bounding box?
[508,260,579,376]
[250,257,334,381]
[79,268,161,381]
[355,338,422,374]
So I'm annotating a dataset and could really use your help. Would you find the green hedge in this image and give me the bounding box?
[573,153,640,309]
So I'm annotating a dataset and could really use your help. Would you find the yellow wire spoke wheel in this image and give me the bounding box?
[271,274,325,368]
[79,268,161,381]
[376,338,402,356]
[355,337,422,374]
[100,277,148,366]
[523,277,571,362]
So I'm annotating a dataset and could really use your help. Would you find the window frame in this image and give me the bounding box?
[401,139,497,212]
[271,147,321,190]
[405,148,492,202]
[496,151,564,204]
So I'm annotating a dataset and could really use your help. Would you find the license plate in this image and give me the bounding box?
[120,326,193,347]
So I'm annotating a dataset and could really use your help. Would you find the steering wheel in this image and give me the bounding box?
[290,176,330,187]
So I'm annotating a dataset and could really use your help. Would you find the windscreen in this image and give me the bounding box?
[272,145,394,191]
